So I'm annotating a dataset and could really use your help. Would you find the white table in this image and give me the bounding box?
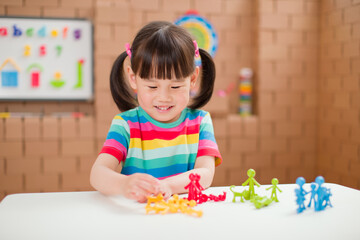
[0,183,359,240]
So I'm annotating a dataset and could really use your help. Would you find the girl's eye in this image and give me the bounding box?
[171,86,181,89]
[148,86,157,89]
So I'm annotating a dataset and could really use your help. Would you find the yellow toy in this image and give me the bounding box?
[145,194,202,217]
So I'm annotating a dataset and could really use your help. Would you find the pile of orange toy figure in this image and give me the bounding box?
[145,193,203,217]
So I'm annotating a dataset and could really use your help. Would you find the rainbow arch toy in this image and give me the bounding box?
[174,10,218,58]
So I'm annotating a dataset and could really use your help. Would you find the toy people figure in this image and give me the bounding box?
[307,182,317,208]
[266,178,282,202]
[296,177,308,196]
[324,188,333,208]
[184,173,197,200]
[242,169,260,199]
[185,173,204,201]
[315,176,327,211]
[295,188,306,213]
[194,173,204,199]
[295,177,309,213]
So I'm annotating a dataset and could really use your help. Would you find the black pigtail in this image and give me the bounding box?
[189,48,216,109]
[110,52,137,112]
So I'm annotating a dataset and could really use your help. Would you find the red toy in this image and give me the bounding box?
[185,173,226,204]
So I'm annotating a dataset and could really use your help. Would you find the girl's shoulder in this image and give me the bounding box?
[185,108,210,119]
[115,107,140,118]
[111,107,141,124]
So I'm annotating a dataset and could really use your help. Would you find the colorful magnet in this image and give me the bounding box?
[30,71,40,87]
[24,45,31,56]
[74,29,81,40]
[51,29,58,37]
[26,63,43,88]
[0,27,8,36]
[50,71,65,88]
[63,26,68,39]
[39,44,46,56]
[55,45,63,56]
[13,25,22,37]
[26,28,34,37]
[0,58,21,87]
[74,59,84,88]
[37,26,46,37]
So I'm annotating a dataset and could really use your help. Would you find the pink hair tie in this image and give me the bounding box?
[193,40,200,58]
[125,43,132,59]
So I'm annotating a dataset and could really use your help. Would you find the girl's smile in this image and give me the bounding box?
[155,105,174,112]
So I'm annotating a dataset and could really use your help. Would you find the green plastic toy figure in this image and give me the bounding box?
[242,169,260,199]
[250,195,273,209]
[230,185,250,203]
[266,178,282,202]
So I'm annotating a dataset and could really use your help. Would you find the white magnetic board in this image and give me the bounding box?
[0,17,93,100]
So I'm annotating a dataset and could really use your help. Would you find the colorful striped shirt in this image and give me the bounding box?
[99,106,222,179]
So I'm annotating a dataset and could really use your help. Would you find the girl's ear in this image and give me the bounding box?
[127,66,137,90]
[190,66,199,89]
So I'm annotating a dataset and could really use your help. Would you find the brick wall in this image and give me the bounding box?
[318,0,360,189]
[0,0,359,202]
[0,0,97,199]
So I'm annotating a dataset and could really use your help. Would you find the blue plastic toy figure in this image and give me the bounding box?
[324,188,333,208]
[295,177,308,213]
[314,176,333,211]
[307,182,317,208]
[295,188,306,213]
[314,176,325,211]
[295,175,333,213]
[296,177,308,196]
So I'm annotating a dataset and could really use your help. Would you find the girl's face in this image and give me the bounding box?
[127,66,199,123]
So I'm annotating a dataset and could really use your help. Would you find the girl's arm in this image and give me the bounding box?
[160,155,216,197]
[90,153,160,202]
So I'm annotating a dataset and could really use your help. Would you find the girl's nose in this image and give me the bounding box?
[158,88,171,101]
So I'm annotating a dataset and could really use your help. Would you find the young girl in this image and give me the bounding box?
[90,21,222,203]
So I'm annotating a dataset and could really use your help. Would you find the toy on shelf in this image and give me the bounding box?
[231,169,281,209]
[145,193,202,217]
[266,178,282,202]
[294,176,333,214]
[185,173,226,204]
[242,169,260,199]
[239,68,253,116]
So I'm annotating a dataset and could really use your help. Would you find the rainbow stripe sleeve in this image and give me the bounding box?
[99,107,222,179]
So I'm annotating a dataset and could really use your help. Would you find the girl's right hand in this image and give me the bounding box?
[122,173,161,203]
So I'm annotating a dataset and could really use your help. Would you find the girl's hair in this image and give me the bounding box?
[110,21,216,112]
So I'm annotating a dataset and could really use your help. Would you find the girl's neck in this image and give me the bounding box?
[138,106,187,128]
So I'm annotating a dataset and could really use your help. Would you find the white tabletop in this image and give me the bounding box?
[0,183,359,240]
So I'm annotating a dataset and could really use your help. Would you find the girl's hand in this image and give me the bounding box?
[158,181,172,200]
[122,173,160,203]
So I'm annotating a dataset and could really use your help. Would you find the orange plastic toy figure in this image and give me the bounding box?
[145,194,202,217]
